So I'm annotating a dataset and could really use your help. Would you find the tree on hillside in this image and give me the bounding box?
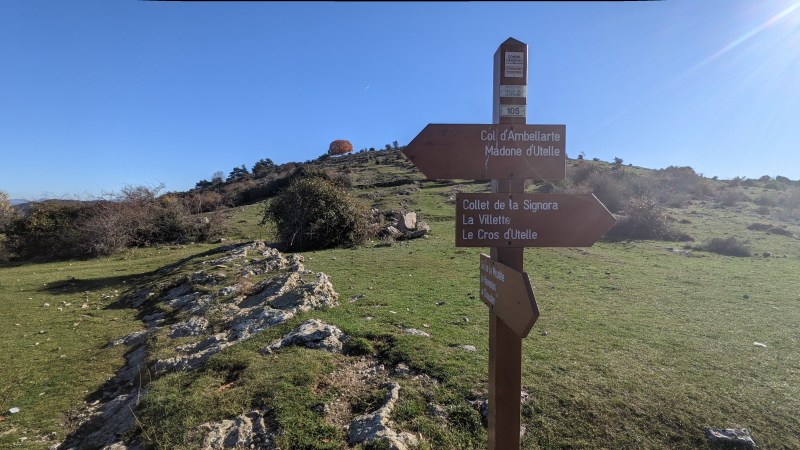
[212,171,225,185]
[0,190,15,230]
[195,179,213,190]
[227,165,249,182]
[252,158,276,178]
[328,140,353,156]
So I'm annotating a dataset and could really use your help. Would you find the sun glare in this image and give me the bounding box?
[683,1,800,78]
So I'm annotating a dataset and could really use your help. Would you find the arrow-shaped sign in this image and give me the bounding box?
[457,193,616,247]
[480,254,539,338]
[402,124,566,180]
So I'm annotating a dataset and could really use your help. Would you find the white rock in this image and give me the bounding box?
[399,212,417,232]
[9,407,20,414]
[402,328,431,338]
[263,319,348,354]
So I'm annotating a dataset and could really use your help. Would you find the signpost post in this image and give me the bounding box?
[488,37,528,450]
[401,37,615,449]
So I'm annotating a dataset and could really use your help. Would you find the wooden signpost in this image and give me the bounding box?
[402,37,615,449]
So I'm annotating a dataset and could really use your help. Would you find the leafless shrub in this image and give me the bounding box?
[606,196,693,241]
[779,189,800,210]
[4,184,225,261]
[755,205,771,216]
[716,189,750,207]
[185,190,225,214]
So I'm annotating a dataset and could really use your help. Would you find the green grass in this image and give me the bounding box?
[0,244,217,448]
[2,156,799,449]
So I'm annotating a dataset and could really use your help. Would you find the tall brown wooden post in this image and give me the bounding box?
[403,36,614,450]
[488,37,528,450]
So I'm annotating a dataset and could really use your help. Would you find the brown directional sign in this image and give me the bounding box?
[456,193,616,247]
[402,124,566,180]
[480,254,539,338]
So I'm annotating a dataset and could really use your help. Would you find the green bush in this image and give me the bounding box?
[0,234,10,263]
[344,337,374,356]
[4,201,89,260]
[702,236,751,257]
[265,176,371,251]
[606,197,693,241]
[446,403,484,435]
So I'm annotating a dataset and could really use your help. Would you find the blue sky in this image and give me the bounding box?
[2,1,799,200]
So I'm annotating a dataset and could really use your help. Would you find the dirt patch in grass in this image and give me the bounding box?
[313,356,390,430]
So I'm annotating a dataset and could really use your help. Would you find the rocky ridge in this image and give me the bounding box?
[56,242,340,449]
[55,241,428,450]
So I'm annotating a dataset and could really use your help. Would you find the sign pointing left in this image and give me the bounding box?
[402,124,566,180]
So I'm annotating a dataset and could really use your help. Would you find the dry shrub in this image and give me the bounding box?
[755,205,771,216]
[185,190,225,214]
[606,196,693,241]
[767,227,793,237]
[716,189,750,206]
[755,194,778,207]
[580,171,631,213]
[777,189,800,220]
[702,237,751,257]
[557,161,649,213]
[5,185,225,261]
[780,189,800,209]
[656,166,714,200]
[746,222,793,237]
[0,190,14,230]
[747,223,772,232]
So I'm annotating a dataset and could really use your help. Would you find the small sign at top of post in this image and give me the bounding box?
[504,52,525,78]
[494,37,527,126]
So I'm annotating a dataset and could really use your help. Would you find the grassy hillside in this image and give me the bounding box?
[1,152,799,449]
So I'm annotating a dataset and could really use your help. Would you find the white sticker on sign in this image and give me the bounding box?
[504,52,524,78]
[499,85,527,98]
[500,104,526,117]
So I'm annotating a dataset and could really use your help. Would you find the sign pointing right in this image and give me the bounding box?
[480,254,539,338]
[457,193,616,248]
